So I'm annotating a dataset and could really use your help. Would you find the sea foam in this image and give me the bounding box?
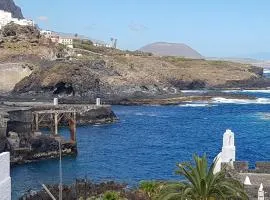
[179,103,212,107]
[212,97,270,104]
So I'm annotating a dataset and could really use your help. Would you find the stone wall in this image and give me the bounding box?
[233,161,270,173]
[233,161,249,172]
[0,152,11,200]
[7,109,32,135]
[0,112,8,137]
[0,63,32,93]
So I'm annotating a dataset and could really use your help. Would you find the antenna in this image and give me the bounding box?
[110,37,114,48]
[114,38,117,49]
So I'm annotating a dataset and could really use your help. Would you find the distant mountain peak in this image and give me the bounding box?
[0,0,24,19]
[139,42,203,59]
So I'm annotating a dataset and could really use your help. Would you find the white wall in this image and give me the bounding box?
[213,129,236,174]
[0,9,33,29]
[0,152,11,200]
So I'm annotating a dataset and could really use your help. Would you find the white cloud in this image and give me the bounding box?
[37,16,49,21]
[129,22,148,32]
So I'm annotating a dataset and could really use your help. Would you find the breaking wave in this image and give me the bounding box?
[263,69,270,74]
[222,89,270,93]
[179,103,213,107]
[181,90,208,94]
[212,97,270,104]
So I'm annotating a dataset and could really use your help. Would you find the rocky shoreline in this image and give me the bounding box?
[0,100,117,165]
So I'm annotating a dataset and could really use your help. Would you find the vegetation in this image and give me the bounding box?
[157,154,248,200]
[21,155,248,200]
[102,191,121,200]
[139,181,162,199]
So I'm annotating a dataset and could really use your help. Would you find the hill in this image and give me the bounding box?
[0,0,24,19]
[139,42,203,59]
[0,24,269,103]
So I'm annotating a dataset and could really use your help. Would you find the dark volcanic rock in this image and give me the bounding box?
[20,180,148,200]
[169,79,206,90]
[217,77,270,89]
[13,60,115,98]
[0,0,24,19]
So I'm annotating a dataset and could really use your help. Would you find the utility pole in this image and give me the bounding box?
[59,140,63,200]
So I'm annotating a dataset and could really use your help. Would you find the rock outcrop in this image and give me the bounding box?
[12,56,269,102]
[0,25,268,102]
[0,0,24,19]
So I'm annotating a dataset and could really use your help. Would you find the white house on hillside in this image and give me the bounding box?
[40,30,52,38]
[0,10,34,29]
[58,36,73,48]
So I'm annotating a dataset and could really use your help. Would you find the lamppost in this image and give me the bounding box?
[58,138,63,200]
[42,138,62,200]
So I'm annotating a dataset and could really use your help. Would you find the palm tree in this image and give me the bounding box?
[158,154,248,200]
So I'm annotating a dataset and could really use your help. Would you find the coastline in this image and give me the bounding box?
[0,101,118,166]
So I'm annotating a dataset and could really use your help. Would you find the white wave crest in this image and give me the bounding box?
[241,89,270,93]
[181,90,208,94]
[264,69,270,74]
[179,103,212,107]
[222,89,270,93]
[212,97,270,104]
[257,112,270,120]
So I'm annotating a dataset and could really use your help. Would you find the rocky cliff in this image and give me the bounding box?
[12,55,268,103]
[0,0,24,19]
[0,24,269,103]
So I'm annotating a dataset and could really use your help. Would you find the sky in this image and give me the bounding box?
[14,0,270,58]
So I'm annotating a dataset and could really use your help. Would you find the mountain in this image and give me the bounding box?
[0,0,24,19]
[139,42,203,59]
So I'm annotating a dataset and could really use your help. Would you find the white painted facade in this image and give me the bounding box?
[0,152,11,200]
[59,37,73,48]
[258,183,264,200]
[213,129,236,174]
[40,30,53,38]
[0,10,34,29]
[93,40,111,48]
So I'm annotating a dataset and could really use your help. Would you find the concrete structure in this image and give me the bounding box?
[59,36,73,48]
[214,129,270,199]
[244,176,252,185]
[0,112,8,138]
[53,98,58,106]
[0,152,11,200]
[96,98,101,106]
[258,184,264,200]
[0,10,34,29]
[40,30,52,38]
[214,129,236,174]
[92,39,111,48]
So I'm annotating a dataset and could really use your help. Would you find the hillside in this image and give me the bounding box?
[139,42,203,59]
[0,0,24,19]
[0,24,269,103]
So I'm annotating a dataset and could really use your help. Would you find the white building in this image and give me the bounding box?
[0,10,34,29]
[0,152,11,200]
[59,36,73,48]
[92,39,111,48]
[213,129,236,174]
[40,30,53,38]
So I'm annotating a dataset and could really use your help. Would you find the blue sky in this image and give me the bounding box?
[14,0,270,58]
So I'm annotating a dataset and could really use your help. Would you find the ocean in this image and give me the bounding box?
[11,90,270,199]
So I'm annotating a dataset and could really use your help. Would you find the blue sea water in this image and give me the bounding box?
[11,92,270,199]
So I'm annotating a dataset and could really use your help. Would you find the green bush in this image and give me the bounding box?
[102,191,120,200]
